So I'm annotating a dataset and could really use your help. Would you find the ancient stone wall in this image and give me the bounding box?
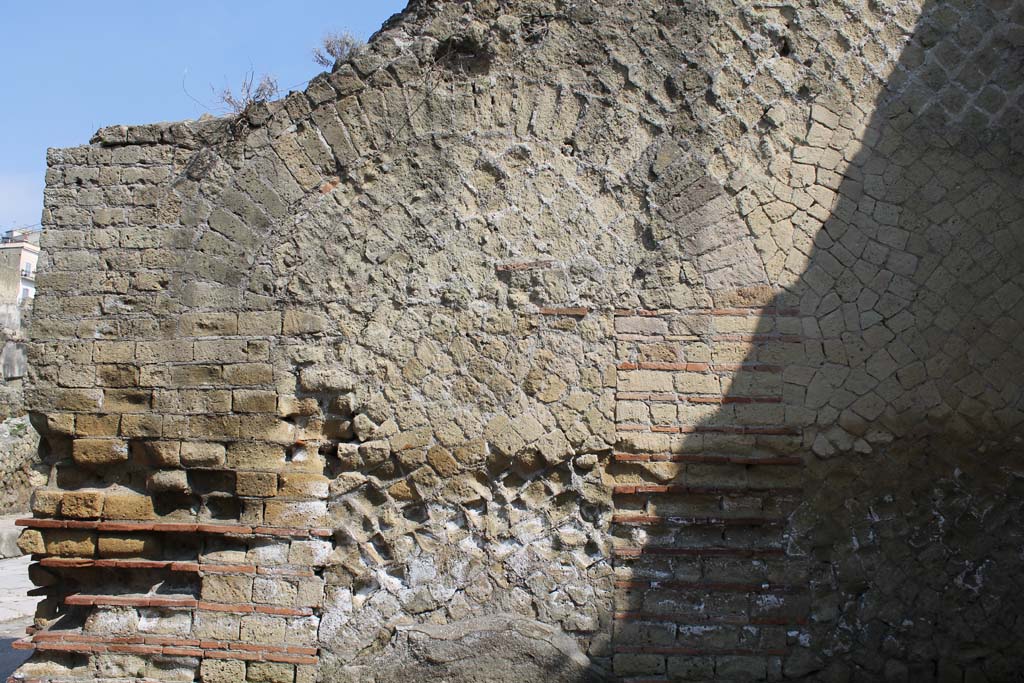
[0,300,45,515]
[13,1,1024,681]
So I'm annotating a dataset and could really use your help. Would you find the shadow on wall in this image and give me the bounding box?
[615,1,1024,681]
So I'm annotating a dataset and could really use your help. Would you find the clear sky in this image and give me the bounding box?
[0,1,408,233]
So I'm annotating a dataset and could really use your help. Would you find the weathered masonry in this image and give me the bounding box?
[13,1,1024,681]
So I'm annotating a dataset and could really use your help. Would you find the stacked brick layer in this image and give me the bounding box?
[610,307,808,681]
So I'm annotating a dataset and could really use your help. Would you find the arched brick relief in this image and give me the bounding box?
[18,1,1024,681]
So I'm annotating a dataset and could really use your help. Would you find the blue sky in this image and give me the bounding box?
[0,1,408,232]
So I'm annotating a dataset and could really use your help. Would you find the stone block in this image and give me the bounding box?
[102,389,153,412]
[358,440,391,467]
[180,441,226,467]
[44,530,96,557]
[98,534,161,558]
[224,363,274,386]
[84,606,140,636]
[193,612,241,641]
[426,446,460,477]
[138,607,192,635]
[31,489,64,517]
[120,414,163,438]
[715,655,767,679]
[615,316,669,335]
[201,574,253,604]
[252,576,297,606]
[388,480,418,502]
[136,341,193,363]
[237,471,278,497]
[277,473,329,499]
[264,500,327,527]
[619,370,674,392]
[186,414,241,439]
[73,438,128,467]
[667,655,714,679]
[287,540,332,566]
[103,491,156,520]
[51,387,104,411]
[238,311,283,336]
[168,364,223,386]
[31,412,75,436]
[233,390,278,413]
[227,442,285,470]
[179,312,238,337]
[247,662,294,683]
[283,310,327,335]
[613,653,665,675]
[200,658,246,683]
[134,440,181,467]
[61,490,105,519]
[390,428,432,452]
[75,413,121,437]
[17,529,45,555]
[195,340,270,363]
[295,576,325,608]
[239,614,286,643]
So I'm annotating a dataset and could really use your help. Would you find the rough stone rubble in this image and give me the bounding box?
[13,0,1024,681]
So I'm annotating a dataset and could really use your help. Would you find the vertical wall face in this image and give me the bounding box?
[16,1,1024,682]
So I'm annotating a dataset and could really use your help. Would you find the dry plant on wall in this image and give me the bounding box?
[217,70,279,114]
[313,31,365,68]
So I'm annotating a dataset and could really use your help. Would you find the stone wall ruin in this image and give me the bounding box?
[13,1,1024,681]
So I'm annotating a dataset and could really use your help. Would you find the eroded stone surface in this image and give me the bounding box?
[15,0,1024,681]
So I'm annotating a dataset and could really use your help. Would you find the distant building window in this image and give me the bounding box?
[21,288,29,300]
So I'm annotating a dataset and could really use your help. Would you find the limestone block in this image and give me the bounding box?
[179,312,238,337]
[388,480,418,502]
[84,606,139,636]
[98,534,161,558]
[147,469,190,494]
[233,390,278,413]
[247,662,295,683]
[201,575,253,604]
[237,471,278,497]
[75,414,121,437]
[181,441,227,467]
[427,446,460,477]
[30,489,64,517]
[240,614,286,643]
[287,540,333,566]
[295,576,326,608]
[17,529,45,555]
[133,440,181,467]
[44,530,96,557]
[283,310,327,335]
[277,473,330,499]
[200,659,246,683]
[60,490,105,518]
[619,370,673,393]
[264,500,327,527]
[103,491,156,520]
[224,363,275,386]
[193,612,241,641]
[120,414,164,438]
[238,311,283,336]
[138,607,192,636]
[72,438,128,467]
[227,442,285,470]
[252,576,297,606]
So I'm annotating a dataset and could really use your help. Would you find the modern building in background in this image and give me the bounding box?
[0,228,39,305]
